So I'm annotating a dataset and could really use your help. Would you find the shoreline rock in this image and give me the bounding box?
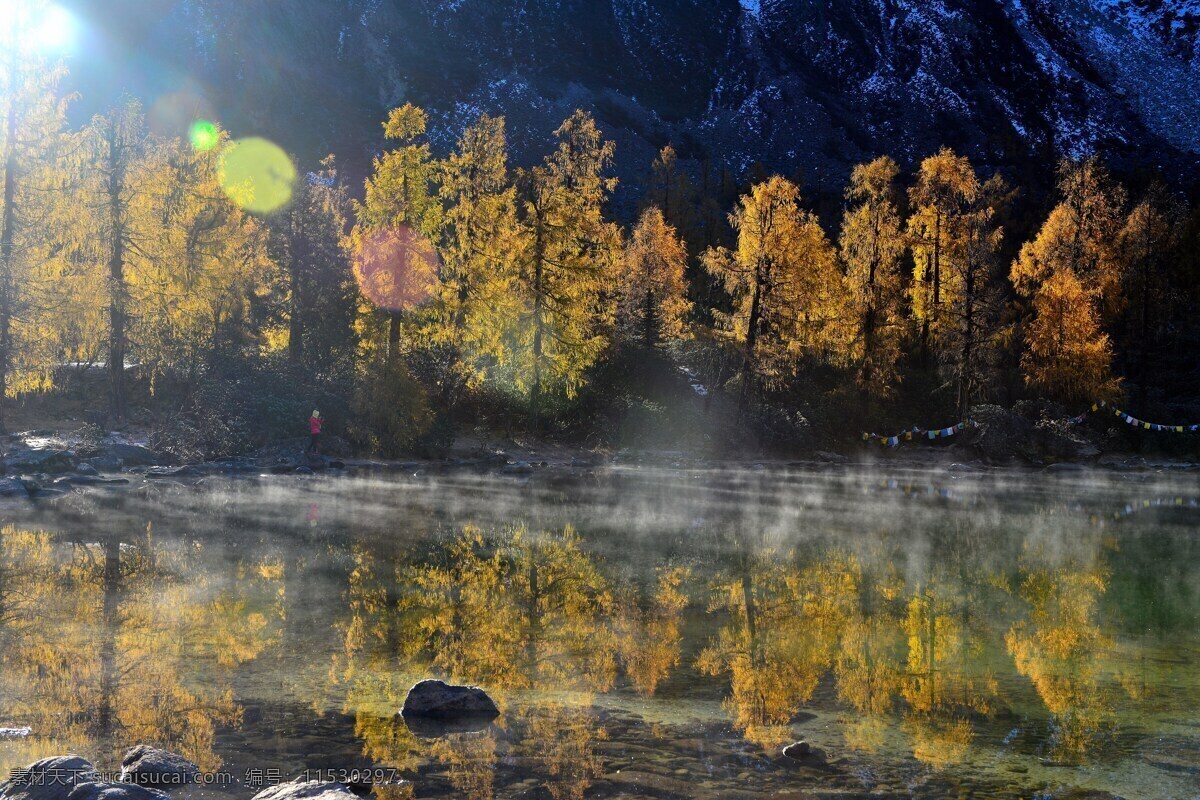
[0,756,101,800]
[250,780,360,800]
[118,746,199,789]
[66,783,169,800]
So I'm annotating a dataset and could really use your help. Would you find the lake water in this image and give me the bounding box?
[0,465,1198,799]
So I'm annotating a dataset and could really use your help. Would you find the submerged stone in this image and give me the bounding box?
[400,679,499,720]
[5,448,75,474]
[781,740,828,766]
[104,444,164,468]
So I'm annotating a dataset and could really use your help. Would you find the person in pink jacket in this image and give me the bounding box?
[307,410,322,455]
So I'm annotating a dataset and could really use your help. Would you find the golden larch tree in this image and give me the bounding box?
[840,156,907,402]
[0,41,71,421]
[704,175,851,404]
[135,128,272,386]
[73,100,167,419]
[615,207,691,347]
[1013,158,1126,404]
[434,113,523,397]
[907,147,979,359]
[507,110,620,425]
[1011,157,1127,315]
[1021,268,1119,404]
[351,104,444,361]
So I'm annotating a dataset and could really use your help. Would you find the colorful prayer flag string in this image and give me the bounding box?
[862,420,974,448]
[1069,401,1200,433]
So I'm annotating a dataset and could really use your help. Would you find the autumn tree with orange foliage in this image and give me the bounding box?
[1012,158,1127,317]
[434,114,523,397]
[508,111,620,425]
[840,156,906,402]
[1014,158,1127,404]
[704,176,851,405]
[908,147,978,361]
[1022,268,1120,404]
[615,207,691,347]
[351,104,443,361]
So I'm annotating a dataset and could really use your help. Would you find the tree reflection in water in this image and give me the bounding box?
[0,521,281,775]
[1005,550,1122,763]
[1,475,1185,797]
[696,537,861,748]
[337,524,619,800]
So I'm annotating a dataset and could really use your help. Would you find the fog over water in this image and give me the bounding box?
[0,465,1197,799]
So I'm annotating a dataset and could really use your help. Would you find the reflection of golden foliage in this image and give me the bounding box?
[616,566,689,696]
[835,616,902,716]
[901,587,996,718]
[842,714,888,755]
[426,731,497,800]
[698,550,861,747]
[903,714,973,769]
[514,703,607,800]
[1005,562,1115,762]
[372,781,415,800]
[389,525,617,692]
[338,525,615,798]
[0,527,277,775]
[346,675,421,774]
[895,581,997,769]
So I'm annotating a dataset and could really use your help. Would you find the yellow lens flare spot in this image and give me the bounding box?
[189,120,219,152]
[219,137,296,215]
[353,226,440,312]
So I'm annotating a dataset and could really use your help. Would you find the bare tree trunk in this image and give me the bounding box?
[387,312,401,362]
[0,94,18,433]
[738,273,764,415]
[288,214,304,363]
[107,124,128,421]
[530,223,545,430]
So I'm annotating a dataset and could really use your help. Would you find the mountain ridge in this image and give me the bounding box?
[63,0,1200,194]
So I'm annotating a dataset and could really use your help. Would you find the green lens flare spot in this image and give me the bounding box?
[219,137,297,215]
[189,120,220,152]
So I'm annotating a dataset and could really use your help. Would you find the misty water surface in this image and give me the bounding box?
[0,466,1197,800]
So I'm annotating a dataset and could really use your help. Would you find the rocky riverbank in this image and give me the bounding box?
[0,750,379,800]
[1,405,1197,504]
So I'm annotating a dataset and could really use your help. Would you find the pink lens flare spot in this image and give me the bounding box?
[354,225,440,313]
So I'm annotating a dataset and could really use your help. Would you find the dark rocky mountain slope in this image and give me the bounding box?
[64,0,1200,192]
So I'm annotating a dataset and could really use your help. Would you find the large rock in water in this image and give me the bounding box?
[66,784,169,800]
[400,679,499,720]
[6,448,75,474]
[104,444,164,468]
[250,781,359,800]
[0,477,30,497]
[0,756,100,800]
[118,746,198,789]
